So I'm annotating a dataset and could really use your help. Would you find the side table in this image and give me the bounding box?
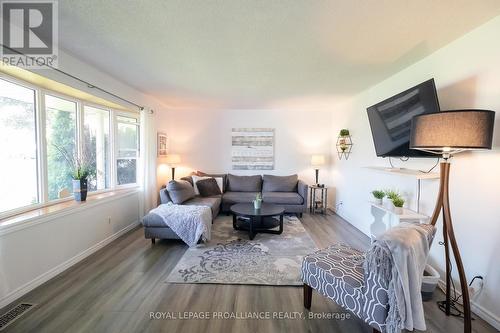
[309,186,328,214]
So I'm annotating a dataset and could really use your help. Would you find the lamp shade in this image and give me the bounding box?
[311,154,326,167]
[410,110,495,152]
[164,154,181,165]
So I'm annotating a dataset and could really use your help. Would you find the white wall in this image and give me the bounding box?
[158,108,335,194]
[330,16,500,328]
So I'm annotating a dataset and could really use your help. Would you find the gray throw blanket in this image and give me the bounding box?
[364,222,436,333]
[149,203,212,247]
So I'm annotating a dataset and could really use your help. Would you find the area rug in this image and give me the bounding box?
[165,215,318,286]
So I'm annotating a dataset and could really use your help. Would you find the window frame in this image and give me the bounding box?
[82,102,112,193]
[0,74,43,217]
[114,111,141,188]
[0,72,140,220]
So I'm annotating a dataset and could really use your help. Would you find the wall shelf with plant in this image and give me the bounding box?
[336,129,353,160]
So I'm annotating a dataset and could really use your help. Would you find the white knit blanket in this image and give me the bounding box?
[364,222,435,333]
[149,203,212,247]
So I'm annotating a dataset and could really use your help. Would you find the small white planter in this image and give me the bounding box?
[394,206,404,214]
[384,197,394,209]
[373,198,383,205]
[253,199,262,210]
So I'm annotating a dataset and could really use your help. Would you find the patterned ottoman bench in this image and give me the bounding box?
[301,243,388,333]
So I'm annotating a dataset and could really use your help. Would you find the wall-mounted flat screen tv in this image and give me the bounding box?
[367,78,440,158]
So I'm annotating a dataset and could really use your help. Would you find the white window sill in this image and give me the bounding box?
[0,188,141,236]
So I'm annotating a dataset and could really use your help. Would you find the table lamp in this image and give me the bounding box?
[311,155,325,186]
[410,109,495,333]
[164,154,181,180]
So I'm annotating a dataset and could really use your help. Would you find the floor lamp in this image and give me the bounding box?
[410,110,495,333]
[165,154,181,180]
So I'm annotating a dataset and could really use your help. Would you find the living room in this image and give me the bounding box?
[1,1,500,333]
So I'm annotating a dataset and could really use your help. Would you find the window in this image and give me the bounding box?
[0,72,140,217]
[83,105,110,191]
[0,78,38,212]
[45,95,78,200]
[116,115,139,185]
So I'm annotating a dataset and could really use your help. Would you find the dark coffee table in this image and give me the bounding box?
[230,203,285,240]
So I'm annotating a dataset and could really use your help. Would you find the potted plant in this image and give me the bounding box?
[384,189,399,208]
[371,190,385,205]
[339,129,350,145]
[392,196,405,214]
[54,145,93,202]
[254,193,262,210]
[339,129,350,137]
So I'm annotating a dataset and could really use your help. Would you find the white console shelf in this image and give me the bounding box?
[364,166,439,180]
[370,202,429,221]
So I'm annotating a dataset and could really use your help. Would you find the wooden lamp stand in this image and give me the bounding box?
[430,159,471,333]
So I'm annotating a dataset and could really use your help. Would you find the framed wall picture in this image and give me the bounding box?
[157,132,168,157]
[231,128,275,170]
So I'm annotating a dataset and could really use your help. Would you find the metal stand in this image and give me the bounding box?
[430,161,471,333]
[309,186,328,214]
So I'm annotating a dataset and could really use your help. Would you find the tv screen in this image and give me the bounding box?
[367,78,440,158]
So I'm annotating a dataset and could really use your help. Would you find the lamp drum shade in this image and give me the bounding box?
[311,155,326,167]
[410,110,495,151]
[165,154,181,165]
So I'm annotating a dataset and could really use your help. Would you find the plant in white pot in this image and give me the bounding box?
[371,190,385,205]
[253,192,262,210]
[392,196,405,214]
[384,189,399,208]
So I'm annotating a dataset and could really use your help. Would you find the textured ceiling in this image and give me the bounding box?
[57,0,500,108]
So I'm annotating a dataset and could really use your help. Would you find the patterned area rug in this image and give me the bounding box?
[165,215,318,286]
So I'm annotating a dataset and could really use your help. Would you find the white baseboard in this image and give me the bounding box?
[437,280,500,331]
[0,221,140,310]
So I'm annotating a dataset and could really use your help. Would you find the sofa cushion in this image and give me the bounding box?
[196,178,222,197]
[166,180,195,204]
[222,191,260,204]
[262,174,298,192]
[227,174,262,192]
[142,211,168,228]
[262,192,304,205]
[183,195,222,217]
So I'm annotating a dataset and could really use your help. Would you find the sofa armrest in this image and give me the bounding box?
[298,180,309,207]
[159,185,172,204]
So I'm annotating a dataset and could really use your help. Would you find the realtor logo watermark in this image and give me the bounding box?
[1,0,58,68]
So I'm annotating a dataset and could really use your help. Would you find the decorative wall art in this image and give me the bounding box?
[231,128,275,170]
[157,132,168,157]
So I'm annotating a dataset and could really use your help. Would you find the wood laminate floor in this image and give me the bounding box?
[1,213,496,333]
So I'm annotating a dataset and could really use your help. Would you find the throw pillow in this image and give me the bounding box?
[197,171,227,192]
[192,175,223,195]
[196,178,222,197]
[180,176,194,186]
[166,180,195,204]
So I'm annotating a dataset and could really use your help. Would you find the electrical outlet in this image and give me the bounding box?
[469,276,484,298]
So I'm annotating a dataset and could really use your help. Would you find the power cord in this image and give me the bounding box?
[436,241,476,321]
[419,158,440,173]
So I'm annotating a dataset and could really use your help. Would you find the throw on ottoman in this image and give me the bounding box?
[142,203,212,247]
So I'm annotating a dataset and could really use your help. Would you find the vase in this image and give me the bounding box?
[73,178,88,202]
[394,206,403,214]
[253,199,262,210]
[373,198,383,205]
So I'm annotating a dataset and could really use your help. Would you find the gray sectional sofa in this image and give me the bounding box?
[142,173,308,243]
